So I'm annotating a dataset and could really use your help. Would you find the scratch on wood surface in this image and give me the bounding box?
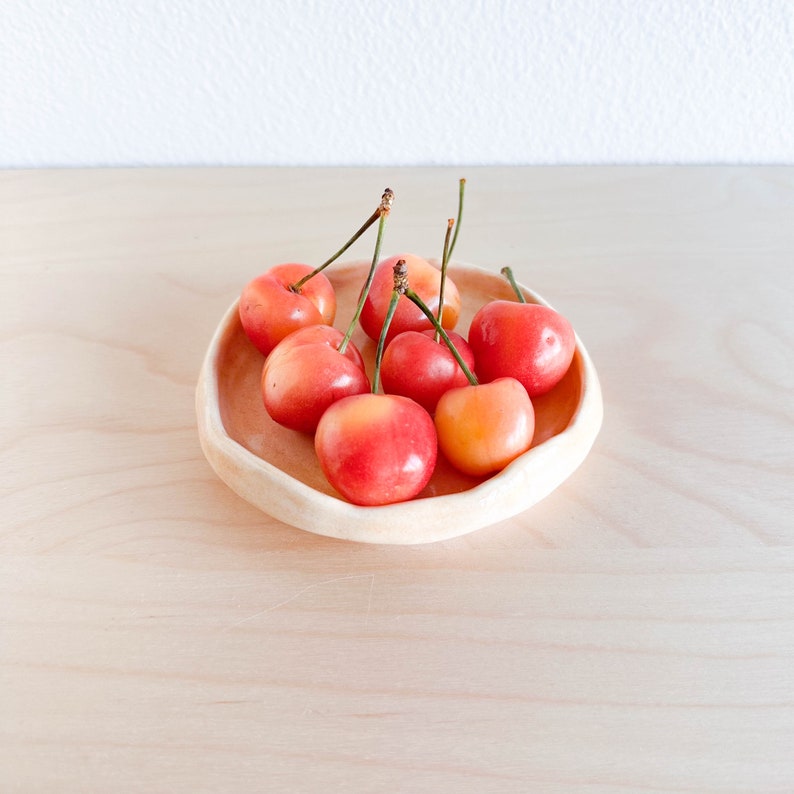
[228,573,376,629]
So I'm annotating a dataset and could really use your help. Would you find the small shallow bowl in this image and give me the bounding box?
[196,260,603,545]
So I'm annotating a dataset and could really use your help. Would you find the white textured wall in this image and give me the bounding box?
[3,0,793,167]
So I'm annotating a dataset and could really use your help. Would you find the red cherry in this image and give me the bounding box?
[468,301,575,397]
[359,254,460,345]
[380,329,476,414]
[261,326,369,434]
[314,393,438,506]
[239,263,336,357]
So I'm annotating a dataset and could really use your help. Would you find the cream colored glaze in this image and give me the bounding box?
[196,260,603,543]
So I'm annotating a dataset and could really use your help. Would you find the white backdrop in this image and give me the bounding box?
[2,0,792,167]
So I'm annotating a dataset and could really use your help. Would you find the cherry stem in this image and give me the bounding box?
[500,266,527,304]
[292,188,394,292]
[372,261,407,393]
[447,178,466,260]
[337,188,394,354]
[405,288,478,386]
[434,218,454,343]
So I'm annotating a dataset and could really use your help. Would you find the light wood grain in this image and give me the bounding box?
[1,167,793,792]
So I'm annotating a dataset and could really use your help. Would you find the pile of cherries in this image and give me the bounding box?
[237,183,576,506]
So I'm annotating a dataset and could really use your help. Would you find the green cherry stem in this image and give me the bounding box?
[434,217,454,343]
[500,266,527,304]
[372,261,407,394]
[337,188,394,354]
[447,177,466,260]
[405,288,478,386]
[292,188,394,292]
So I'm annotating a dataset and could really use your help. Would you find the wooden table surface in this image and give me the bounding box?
[2,167,793,792]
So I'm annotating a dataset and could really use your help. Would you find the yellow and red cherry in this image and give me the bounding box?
[261,325,369,434]
[434,377,535,477]
[358,253,461,345]
[239,263,336,357]
[380,329,476,414]
[314,393,437,506]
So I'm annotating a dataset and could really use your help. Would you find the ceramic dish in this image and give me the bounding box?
[196,259,603,544]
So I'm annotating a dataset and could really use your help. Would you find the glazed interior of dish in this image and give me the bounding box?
[215,260,584,501]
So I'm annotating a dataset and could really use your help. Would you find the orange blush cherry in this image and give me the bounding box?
[434,377,535,477]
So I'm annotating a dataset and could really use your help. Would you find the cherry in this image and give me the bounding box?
[380,329,475,414]
[314,392,437,506]
[261,325,369,434]
[239,263,336,357]
[358,253,461,345]
[356,181,464,347]
[315,260,437,505]
[239,188,394,357]
[434,378,535,476]
[467,267,575,397]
